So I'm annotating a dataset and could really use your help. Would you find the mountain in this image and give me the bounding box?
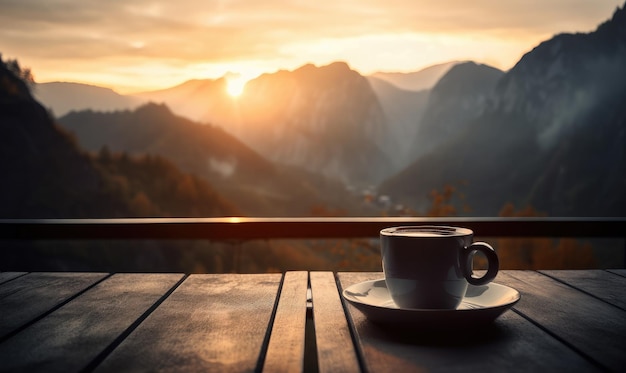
[370,61,461,91]
[132,79,235,124]
[1,62,105,217]
[379,5,626,217]
[34,82,143,117]
[59,103,370,216]
[133,62,394,185]
[230,62,393,185]
[366,77,429,169]
[0,57,237,218]
[493,5,626,216]
[36,62,468,185]
[409,62,504,160]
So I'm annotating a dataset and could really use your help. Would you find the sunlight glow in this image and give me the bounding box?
[6,1,622,93]
[226,75,248,97]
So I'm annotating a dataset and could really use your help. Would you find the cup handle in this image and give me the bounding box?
[462,242,499,285]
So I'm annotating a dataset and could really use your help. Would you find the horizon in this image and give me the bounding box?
[1,0,623,94]
[35,59,461,95]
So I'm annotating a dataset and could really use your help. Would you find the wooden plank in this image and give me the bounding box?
[263,271,308,373]
[0,273,183,372]
[607,269,626,277]
[96,273,282,372]
[498,270,626,372]
[0,272,27,284]
[0,272,108,340]
[338,272,599,373]
[540,269,626,310]
[310,271,360,373]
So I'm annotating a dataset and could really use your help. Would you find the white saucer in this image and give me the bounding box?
[342,279,520,328]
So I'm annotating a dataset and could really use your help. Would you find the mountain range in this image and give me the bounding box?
[380,4,626,216]
[34,82,141,118]
[0,59,239,218]
[59,102,369,216]
[370,61,460,91]
[15,2,626,218]
[37,61,460,183]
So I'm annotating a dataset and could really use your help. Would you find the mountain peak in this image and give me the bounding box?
[135,102,173,117]
[596,2,626,37]
[0,58,34,101]
[431,61,503,97]
[291,61,359,83]
[370,61,462,91]
[323,60,352,71]
[294,61,352,73]
[495,1,626,131]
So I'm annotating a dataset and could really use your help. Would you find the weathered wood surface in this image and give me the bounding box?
[0,272,26,285]
[497,270,626,372]
[607,268,626,277]
[337,272,619,372]
[263,271,308,373]
[540,269,626,310]
[310,271,360,373]
[1,270,624,372]
[0,272,108,341]
[0,273,183,372]
[96,273,282,372]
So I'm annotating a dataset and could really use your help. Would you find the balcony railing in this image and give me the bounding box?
[2,217,625,270]
[1,217,625,240]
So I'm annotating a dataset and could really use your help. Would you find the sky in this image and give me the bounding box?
[0,0,623,94]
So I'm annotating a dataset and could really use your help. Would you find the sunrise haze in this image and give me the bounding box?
[0,0,623,93]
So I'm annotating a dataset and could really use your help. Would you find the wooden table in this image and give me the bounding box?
[1,270,625,372]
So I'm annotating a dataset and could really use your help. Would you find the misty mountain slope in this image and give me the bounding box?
[128,62,396,185]
[35,82,143,117]
[492,4,626,215]
[60,103,275,180]
[1,67,103,217]
[1,58,238,218]
[380,5,626,216]
[230,62,394,185]
[409,62,504,161]
[366,77,430,169]
[496,8,626,148]
[370,61,461,91]
[59,103,371,216]
[380,110,541,214]
[37,61,464,186]
[132,78,238,124]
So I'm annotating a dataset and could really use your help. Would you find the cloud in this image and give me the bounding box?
[3,0,620,59]
[1,0,622,91]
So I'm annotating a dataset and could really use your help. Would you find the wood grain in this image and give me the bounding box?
[0,273,182,372]
[0,272,108,340]
[498,270,626,372]
[607,269,626,277]
[310,271,360,373]
[0,272,26,285]
[95,273,281,372]
[263,271,308,373]
[2,270,623,372]
[540,269,626,310]
[338,272,599,373]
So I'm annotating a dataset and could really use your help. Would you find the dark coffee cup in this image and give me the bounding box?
[380,226,499,309]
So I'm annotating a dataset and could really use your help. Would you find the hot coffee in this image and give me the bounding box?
[380,226,499,309]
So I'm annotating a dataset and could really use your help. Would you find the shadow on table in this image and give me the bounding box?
[363,320,510,347]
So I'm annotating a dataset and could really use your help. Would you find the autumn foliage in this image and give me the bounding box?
[493,203,596,269]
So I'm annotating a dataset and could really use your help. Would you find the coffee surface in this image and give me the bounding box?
[382,226,471,237]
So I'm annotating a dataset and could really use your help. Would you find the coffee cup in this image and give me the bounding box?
[380,226,499,309]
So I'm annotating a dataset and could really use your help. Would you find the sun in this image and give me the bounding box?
[226,75,248,97]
